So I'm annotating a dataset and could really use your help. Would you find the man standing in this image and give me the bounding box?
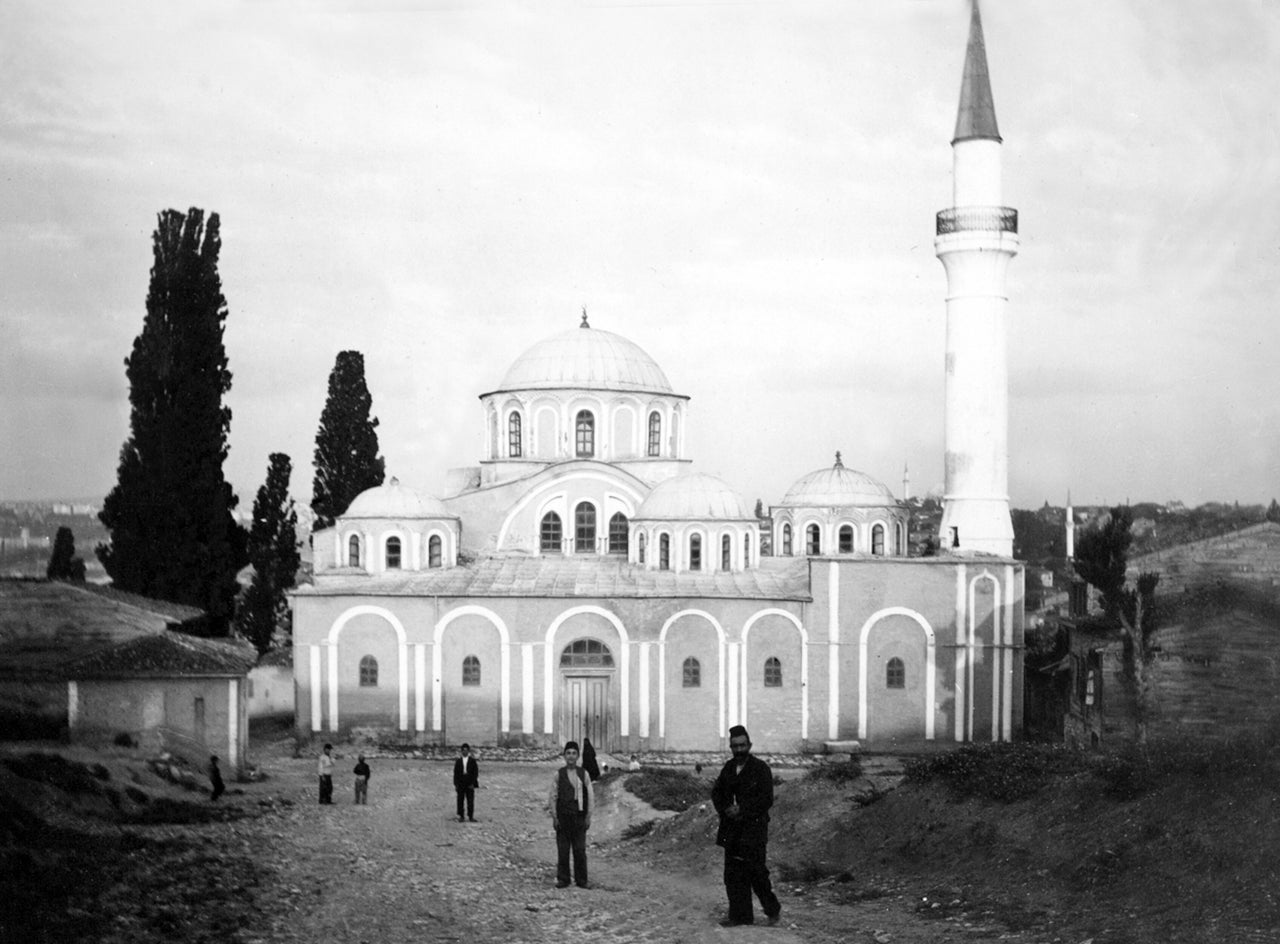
[353,754,371,805]
[547,740,592,889]
[710,725,781,927]
[317,743,335,805]
[453,743,480,822]
[207,754,225,802]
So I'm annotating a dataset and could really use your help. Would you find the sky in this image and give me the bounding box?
[2,0,1278,516]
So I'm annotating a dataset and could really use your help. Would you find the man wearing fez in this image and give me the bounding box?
[710,725,781,927]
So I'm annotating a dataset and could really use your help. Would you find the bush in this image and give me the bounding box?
[904,743,1084,802]
[805,757,864,784]
[113,732,136,748]
[623,767,709,812]
[1091,727,1280,800]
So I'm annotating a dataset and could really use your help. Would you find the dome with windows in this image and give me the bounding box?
[635,472,750,520]
[780,454,898,508]
[494,315,673,394]
[342,478,451,519]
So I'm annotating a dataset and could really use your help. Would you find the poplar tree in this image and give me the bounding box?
[98,208,242,633]
[46,526,86,581]
[236,453,300,655]
[311,351,385,530]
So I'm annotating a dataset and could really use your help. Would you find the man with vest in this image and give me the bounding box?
[547,740,593,888]
[711,725,781,926]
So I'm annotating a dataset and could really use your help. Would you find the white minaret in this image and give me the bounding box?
[936,1,1018,557]
[1065,492,1075,559]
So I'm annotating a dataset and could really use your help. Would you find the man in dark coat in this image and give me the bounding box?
[547,740,592,888]
[453,743,480,822]
[710,725,781,927]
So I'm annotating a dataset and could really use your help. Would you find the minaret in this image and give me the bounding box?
[1065,492,1075,560]
[936,1,1018,557]
[902,461,911,502]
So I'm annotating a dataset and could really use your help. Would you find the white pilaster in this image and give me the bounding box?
[827,561,840,740]
[522,644,535,733]
[638,642,651,738]
[310,645,323,732]
[415,643,427,732]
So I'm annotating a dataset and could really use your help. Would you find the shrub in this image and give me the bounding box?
[113,732,136,748]
[805,757,863,784]
[621,820,655,840]
[904,743,1084,802]
[623,767,709,812]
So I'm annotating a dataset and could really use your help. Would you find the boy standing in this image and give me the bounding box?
[353,754,371,805]
[547,740,592,888]
[317,743,335,805]
[453,743,480,822]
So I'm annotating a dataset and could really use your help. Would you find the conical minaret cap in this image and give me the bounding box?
[952,1,1001,144]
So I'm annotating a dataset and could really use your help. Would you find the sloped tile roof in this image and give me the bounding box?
[297,556,812,601]
[66,632,257,679]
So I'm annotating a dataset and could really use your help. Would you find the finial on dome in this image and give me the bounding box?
[580,307,590,329]
[834,451,843,469]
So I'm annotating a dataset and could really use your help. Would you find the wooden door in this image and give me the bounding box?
[560,676,612,751]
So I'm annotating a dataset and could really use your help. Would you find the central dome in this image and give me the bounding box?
[343,479,450,519]
[496,318,673,394]
[781,455,897,508]
[636,473,750,520]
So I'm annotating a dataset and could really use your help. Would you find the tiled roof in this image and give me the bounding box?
[66,632,257,679]
[76,583,206,624]
[297,556,812,602]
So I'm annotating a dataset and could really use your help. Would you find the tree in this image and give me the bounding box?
[235,453,300,655]
[98,208,243,633]
[1072,505,1160,742]
[46,526,86,581]
[311,350,385,530]
[1268,499,1280,524]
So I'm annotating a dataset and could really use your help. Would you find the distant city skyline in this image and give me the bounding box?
[2,1,1277,515]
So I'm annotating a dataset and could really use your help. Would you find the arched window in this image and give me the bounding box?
[764,657,782,687]
[896,523,906,556]
[839,524,855,554]
[385,536,401,569]
[744,534,751,567]
[781,524,792,556]
[638,532,646,564]
[540,512,562,553]
[359,655,378,687]
[608,512,628,554]
[348,535,361,568]
[659,534,671,571]
[575,502,596,554]
[682,657,701,688]
[721,534,731,571]
[463,655,481,686]
[508,412,522,458]
[428,534,442,568]
[806,523,821,555]
[575,410,595,458]
[647,411,661,457]
[560,638,615,667]
[689,533,702,571]
[886,657,905,689]
[872,524,885,556]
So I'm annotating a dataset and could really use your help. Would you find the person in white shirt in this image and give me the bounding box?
[547,741,592,888]
[317,743,335,805]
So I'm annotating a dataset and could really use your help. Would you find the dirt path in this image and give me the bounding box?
[230,756,1044,944]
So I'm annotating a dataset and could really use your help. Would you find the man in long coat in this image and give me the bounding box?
[710,725,781,927]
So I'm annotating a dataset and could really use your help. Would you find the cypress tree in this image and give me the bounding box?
[98,208,242,632]
[236,453,300,655]
[311,351,385,530]
[47,526,86,581]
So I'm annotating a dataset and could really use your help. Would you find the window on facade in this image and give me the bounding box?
[872,524,885,556]
[806,524,821,555]
[721,534,731,571]
[385,536,401,569]
[689,533,702,571]
[428,535,442,568]
[463,655,481,686]
[886,657,905,689]
[764,657,782,687]
[659,534,670,571]
[608,512,628,554]
[559,638,615,667]
[348,535,361,568]
[540,512,562,553]
[744,534,751,567]
[782,524,792,556]
[647,411,661,457]
[575,410,595,458]
[575,502,596,554]
[638,532,646,564]
[839,524,854,553]
[895,523,904,555]
[359,655,378,687]
[682,657,701,688]
[508,412,522,458]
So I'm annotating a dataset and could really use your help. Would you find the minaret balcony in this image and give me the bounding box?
[936,207,1018,236]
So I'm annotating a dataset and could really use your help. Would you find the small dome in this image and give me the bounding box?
[636,473,750,520]
[343,478,450,519]
[781,454,897,507]
[495,316,673,394]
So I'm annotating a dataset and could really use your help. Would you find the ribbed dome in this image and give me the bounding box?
[636,473,749,520]
[343,479,450,519]
[781,455,897,507]
[496,319,672,394]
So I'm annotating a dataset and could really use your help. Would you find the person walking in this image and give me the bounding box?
[547,740,592,888]
[317,743,335,805]
[353,754,371,805]
[710,725,781,927]
[453,743,479,822]
[207,754,225,802]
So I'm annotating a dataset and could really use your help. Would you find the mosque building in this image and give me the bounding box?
[290,3,1026,753]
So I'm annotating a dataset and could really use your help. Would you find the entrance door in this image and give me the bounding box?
[560,676,611,751]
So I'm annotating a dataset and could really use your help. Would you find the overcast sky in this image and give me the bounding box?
[2,0,1278,516]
